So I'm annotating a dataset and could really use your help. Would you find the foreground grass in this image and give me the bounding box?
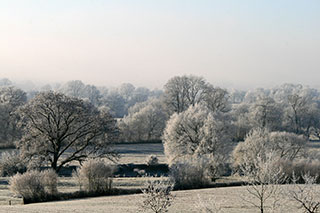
[0,185,308,213]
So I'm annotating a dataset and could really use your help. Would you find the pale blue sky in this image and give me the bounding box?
[1,1,319,89]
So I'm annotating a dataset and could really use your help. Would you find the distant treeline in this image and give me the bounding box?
[1,76,320,148]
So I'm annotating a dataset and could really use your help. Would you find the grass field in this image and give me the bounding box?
[0,185,313,213]
[1,142,320,212]
[114,142,166,164]
[0,142,166,165]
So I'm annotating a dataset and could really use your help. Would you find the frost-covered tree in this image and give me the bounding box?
[282,88,320,137]
[119,83,135,102]
[0,78,13,87]
[285,93,311,134]
[248,96,283,131]
[270,84,320,136]
[59,80,86,98]
[130,87,150,105]
[82,84,101,106]
[231,103,252,141]
[0,87,27,147]
[243,88,270,104]
[102,90,126,118]
[164,75,207,113]
[16,92,117,172]
[59,80,101,106]
[270,83,304,103]
[203,85,230,113]
[164,75,230,115]
[229,88,246,104]
[241,152,285,213]
[269,131,307,160]
[232,128,307,170]
[163,104,232,163]
[119,98,168,142]
[304,102,320,138]
[100,85,155,118]
[231,83,320,139]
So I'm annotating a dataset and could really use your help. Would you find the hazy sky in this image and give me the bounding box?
[1,0,319,89]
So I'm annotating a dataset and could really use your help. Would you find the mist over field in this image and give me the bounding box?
[1,0,320,89]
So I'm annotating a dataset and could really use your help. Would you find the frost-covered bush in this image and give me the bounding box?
[42,169,58,195]
[232,128,307,171]
[280,159,320,183]
[73,159,115,193]
[169,155,220,189]
[146,155,159,166]
[9,169,58,201]
[194,194,222,213]
[0,151,26,177]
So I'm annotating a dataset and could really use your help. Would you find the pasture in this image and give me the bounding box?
[114,142,166,164]
[0,185,311,213]
[1,141,320,212]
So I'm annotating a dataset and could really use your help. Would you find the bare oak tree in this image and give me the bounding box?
[17,91,117,172]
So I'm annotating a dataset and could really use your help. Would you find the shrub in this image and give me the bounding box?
[169,155,220,189]
[146,155,159,166]
[194,194,222,213]
[42,169,58,195]
[140,177,174,213]
[9,169,58,202]
[280,159,320,183]
[0,151,26,177]
[73,159,115,193]
[232,129,307,172]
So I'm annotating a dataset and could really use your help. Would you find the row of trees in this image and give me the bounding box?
[3,76,320,144]
[1,75,320,172]
[232,84,320,140]
[0,79,162,118]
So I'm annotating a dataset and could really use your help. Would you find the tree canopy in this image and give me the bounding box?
[163,104,232,164]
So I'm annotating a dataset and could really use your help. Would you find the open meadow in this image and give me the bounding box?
[114,142,166,164]
[1,142,320,212]
[0,185,312,213]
